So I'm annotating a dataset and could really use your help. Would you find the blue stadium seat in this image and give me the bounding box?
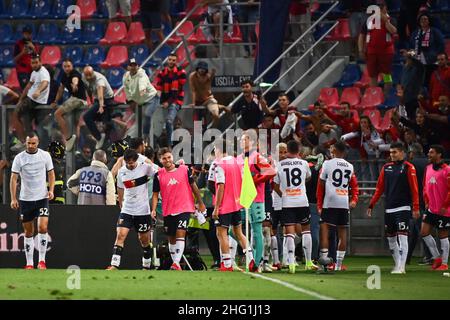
[313,22,333,41]
[334,64,362,88]
[0,46,15,67]
[36,23,60,44]
[0,25,15,44]
[129,45,150,65]
[50,0,73,19]
[154,44,173,62]
[94,0,109,18]
[83,46,106,67]
[81,22,104,44]
[12,24,37,42]
[106,68,125,89]
[2,0,29,19]
[27,0,52,19]
[379,87,399,110]
[63,46,83,66]
[59,26,82,44]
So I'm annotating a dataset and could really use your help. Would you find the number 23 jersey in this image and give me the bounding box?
[274,157,311,208]
[319,158,355,209]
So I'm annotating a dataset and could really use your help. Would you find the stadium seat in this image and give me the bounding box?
[318,87,339,108]
[176,44,196,68]
[122,22,146,44]
[99,22,128,45]
[326,18,351,41]
[63,46,83,66]
[36,23,60,45]
[0,25,14,44]
[154,44,173,61]
[81,22,104,44]
[167,21,195,45]
[59,27,82,44]
[129,45,150,65]
[340,87,361,108]
[188,23,209,44]
[357,86,385,110]
[363,109,382,129]
[12,24,37,43]
[2,0,29,19]
[178,0,207,20]
[4,68,20,90]
[106,68,126,89]
[41,46,62,66]
[380,87,399,110]
[83,46,106,67]
[49,0,71,18]
[354,67,383,89]
[224,22,243,43]
[100,46,128,68]
[0,46,15,67]
[94,0,108,18]
[77,0,96,18]
[114,89,127,104]
[314,22,332,41]
[379,108,395,131]
[27,0,52,19]
[334,64,362,87]
[117,0,140,17]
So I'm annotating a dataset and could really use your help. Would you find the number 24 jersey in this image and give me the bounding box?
[274,157,311,208]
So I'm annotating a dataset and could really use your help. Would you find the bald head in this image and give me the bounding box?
[83,66,95,81]
[93,149,107,163]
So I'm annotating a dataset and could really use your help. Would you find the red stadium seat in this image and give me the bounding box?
[176,44,196,68]
[340,86,361,108]
[5,68,20,91]
[114,89,127,104]
[118,0,140,17]
[100,46,128,68]
[318,87,339,108]
[354,67,383,88]
[41,46,62,66]
[188,23,209,44]
[357,86,385,111]
[379,108,395,131]
[99,22,128,45]
[224,22,243,43]
[167,21,195,45]
[326,18,351,41]
[122,22,145,44]
[178,0,206,20]
[363,109,382,129]
[77,0,96,18]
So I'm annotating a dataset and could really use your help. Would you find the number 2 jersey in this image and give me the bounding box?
[274,157,311,208]
[317,158,359,210]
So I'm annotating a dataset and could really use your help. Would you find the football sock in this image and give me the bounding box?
[111,245,123,268]
[302,231,312,264]
[243,247,254,262]
[229,235,238,264]
[24,236,34,266]
[263,227,271,262]
[222,253,232,268]
[251,222,264,266]
[319,248,329,260]
[174,238,185,264]
[286,234,296,265]
[142,245,152,268]
[387,236,400,269]
[168,243,176,263]
[440,237,449,265]
[398,234,408,270]
[423,235,440,259]
[37,233,48,262]
[336,250,346,270]
[282,235,288,265]
[271,236,280,264]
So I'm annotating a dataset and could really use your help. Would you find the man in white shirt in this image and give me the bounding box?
[0,84,19,105]
[11,55,50,152]
[273,140,317,274]
[10,132,55,270]
[107,149,156,270]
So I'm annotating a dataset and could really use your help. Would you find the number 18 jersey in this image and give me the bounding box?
[274,157,311,208]
[319,158,354,209]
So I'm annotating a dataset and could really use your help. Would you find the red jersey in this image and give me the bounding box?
[361,17,395,55]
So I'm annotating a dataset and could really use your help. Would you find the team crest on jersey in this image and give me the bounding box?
[168,178,179,186]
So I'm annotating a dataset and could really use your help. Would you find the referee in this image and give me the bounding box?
[10,133,55,270]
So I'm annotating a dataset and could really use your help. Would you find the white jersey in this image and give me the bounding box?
[274,157,310,208]
[11,149,54,201]
[117,162,155,216]
[207,160,218,182]
[319,158,354,209]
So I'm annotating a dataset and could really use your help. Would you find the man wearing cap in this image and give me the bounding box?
[189,61,225,128]
[13,26,39,89]
[123,58,159,145]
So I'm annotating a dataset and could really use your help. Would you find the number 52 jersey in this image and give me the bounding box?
[318,158,358,210]
[274,157,311,208]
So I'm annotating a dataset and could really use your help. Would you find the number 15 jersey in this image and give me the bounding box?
[319,158,358,210]
[274,157,311,208]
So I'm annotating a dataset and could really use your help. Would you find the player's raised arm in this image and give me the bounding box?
[111,156,124,178]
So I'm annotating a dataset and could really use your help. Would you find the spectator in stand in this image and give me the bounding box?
[296,101,336,135]
[13,26,39,89]
[106,0,132,28]
[236,0,260,57]
[123,58,159,144]
[322,102,359,149]
[11,55,50,152]
[258,114,281,155]
[302,122,319,148]
[423,97,450,155]
[75,145,93,170]
[289,0,314,55]
[398,50,425,118]
[160,0,172,29]
[408,11,445,86]
[341,0,370,60]
[141,0,164,52]
[230,80,266,130]
[398,109,439,154]
[51,59,88,152]
[358,2,397,95]
[82,66,115,150]
[154,53,186,147]
[318,119,338,151]
[428,53,450,108]
[403,127,418,151]
[189,61,225,128]
[204,0,233,42]
[0,84,19,105]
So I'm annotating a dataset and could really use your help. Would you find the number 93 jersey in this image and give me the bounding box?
[274,157,311,208]
[320,158,354,209]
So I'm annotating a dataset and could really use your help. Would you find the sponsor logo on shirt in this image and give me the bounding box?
[285,189,302,196]
[168,178,179,186]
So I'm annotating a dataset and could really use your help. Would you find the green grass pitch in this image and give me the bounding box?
[1,257,449,300]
